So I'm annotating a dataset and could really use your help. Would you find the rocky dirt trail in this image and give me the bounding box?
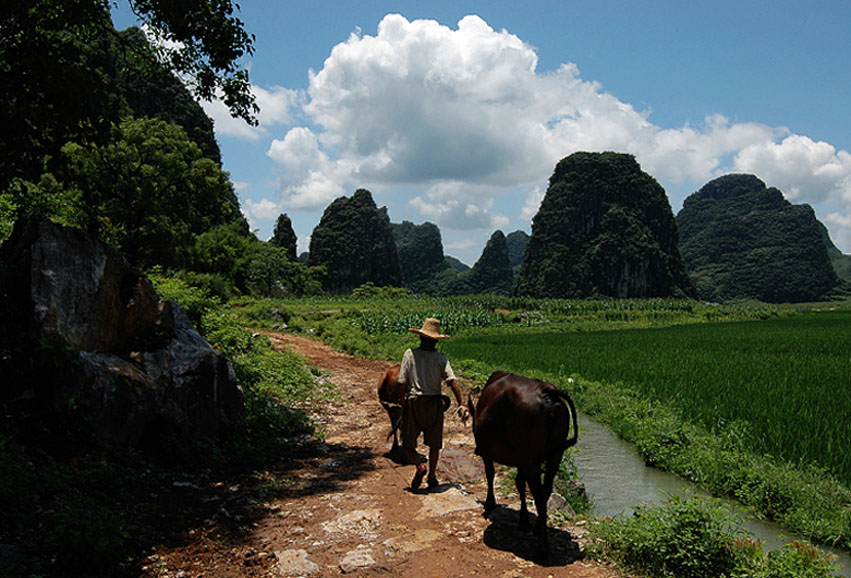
[142,332,618,578]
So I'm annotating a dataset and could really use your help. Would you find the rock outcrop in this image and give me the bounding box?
[0,219,242,454]
[392,220,447,293]
[467,230,514,295]
[309,189,402,293]
[505,230,529,274]
[514,152,695,299]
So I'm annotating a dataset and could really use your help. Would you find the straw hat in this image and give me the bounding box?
[409,317,450,340]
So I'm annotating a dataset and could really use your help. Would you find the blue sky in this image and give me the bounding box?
[112,1,851,265]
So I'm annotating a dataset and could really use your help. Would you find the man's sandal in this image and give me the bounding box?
[411,463,427,489]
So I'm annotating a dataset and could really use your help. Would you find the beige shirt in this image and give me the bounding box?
[398,347,455,397]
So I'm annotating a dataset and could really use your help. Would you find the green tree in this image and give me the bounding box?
[193,220,255,291]
[0,0,255,192]
[309,189,401,294]
[270,213,298,261]
[245,244,322,297]
[468,230,514,295]
[34,118,241,268]
[194,221,323,297]
[116,27,222,165]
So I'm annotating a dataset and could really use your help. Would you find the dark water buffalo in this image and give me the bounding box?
[468,371,578,556]
[377,364,405,449]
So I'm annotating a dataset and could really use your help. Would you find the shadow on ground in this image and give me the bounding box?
[1,437,378,578]
[482,504,584,567]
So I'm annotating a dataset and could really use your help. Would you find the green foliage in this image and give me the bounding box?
[0,0,255,194]
[572,372,851,550]
[193,220,255,288]
[245,243,324,297]
[129,0,257,123]
[677,174,840,303]
[515,151,695,299]
[590,494,839,578]
[445,310,851,487]
[351,282,414,299]
[354,302,506,336]
[309,189,402,293]
[50,493,130,570]
[116,27,222,164]
[0,193,15,241]
[171,269,236,301]
[12,118,242,269]
[760,541,840,578]
[147,266,220,325]
[192,222,323,297]
[553,450,592,516]
[0,0,124,192]
[428,265,473,296]
[592,494,744,578]
[200,307,256,356]
[0,173,87,238]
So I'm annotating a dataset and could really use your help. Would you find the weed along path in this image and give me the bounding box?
[148,330,616,578]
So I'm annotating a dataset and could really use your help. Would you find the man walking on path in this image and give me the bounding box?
[398,317,467,490]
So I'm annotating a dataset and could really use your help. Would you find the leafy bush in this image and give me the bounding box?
[200,307,257,356]
[592,494,742,578]
[759,541,839,578]
[590,494,838,578]
[147,266,220,325]
[351,282,414,299]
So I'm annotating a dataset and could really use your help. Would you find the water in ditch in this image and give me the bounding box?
[574,413,850,575]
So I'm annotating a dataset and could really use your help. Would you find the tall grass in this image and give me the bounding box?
[444,309,851,485]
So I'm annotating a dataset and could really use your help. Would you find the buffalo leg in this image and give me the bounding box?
[515,467,530,530]
[483,458,496,515]
[391,409,401,448]
[525,461,550,556]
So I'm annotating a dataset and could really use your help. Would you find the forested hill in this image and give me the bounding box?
[676,174,843,303]
[514,152,696,299]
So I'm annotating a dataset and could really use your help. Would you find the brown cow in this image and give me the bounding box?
[377,364,405,449]
[467,371,578,557]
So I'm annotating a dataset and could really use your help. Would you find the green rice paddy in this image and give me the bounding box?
[444,309,851,484]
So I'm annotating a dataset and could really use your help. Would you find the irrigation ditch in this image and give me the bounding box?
[574,413,851,575]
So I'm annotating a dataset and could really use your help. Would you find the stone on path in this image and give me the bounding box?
[273,549,319,576]
[339,545,375,573]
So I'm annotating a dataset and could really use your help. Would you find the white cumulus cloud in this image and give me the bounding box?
[732,134,851,202]
[244,197,281,221]
[243,13,851,252]
[203,84,303,140]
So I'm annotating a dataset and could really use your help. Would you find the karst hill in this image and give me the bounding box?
[676,174,843,303]
[514,152,696,299]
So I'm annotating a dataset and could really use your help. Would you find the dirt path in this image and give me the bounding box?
[142,332,618,578]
